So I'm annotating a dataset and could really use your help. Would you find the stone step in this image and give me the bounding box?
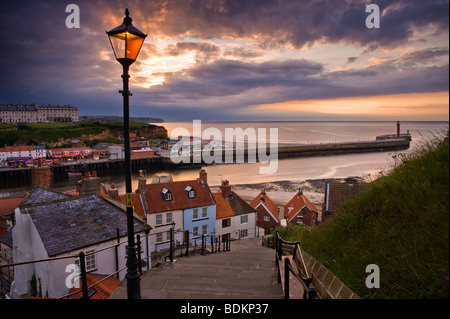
[110,238,283,299]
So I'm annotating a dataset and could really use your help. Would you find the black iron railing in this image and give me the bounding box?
[275,231,317,299]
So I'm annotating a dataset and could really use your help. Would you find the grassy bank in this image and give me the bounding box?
[277,132,449,298]
[0,121,167,147]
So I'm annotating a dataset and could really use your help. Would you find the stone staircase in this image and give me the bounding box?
[110,237,283,299]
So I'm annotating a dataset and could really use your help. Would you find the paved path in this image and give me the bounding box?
[111,237,283,299]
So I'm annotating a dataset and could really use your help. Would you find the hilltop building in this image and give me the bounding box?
[0,103,78,123]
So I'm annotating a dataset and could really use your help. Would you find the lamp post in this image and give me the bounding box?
[106,8,147,299]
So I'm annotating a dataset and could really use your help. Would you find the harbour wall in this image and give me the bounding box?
[0,138,410,188]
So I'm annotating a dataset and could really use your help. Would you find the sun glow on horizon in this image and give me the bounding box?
[253,91,449,120]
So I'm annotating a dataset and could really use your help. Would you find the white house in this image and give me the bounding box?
[124,170,216,253]
[214,180,263,241]
[9,187,150,299]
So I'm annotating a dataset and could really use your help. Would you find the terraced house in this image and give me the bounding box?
[0,103,78,123]
[129,170,216,253]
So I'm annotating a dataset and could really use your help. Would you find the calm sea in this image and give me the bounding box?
[147,121,448,186]
[0,121,448,197]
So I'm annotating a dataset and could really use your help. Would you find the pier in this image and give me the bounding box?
[0,133,411,188]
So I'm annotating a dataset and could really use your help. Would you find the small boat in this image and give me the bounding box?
[68,171,82,178]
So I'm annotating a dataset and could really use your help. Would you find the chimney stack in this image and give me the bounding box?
[137,170,147,193]
[220,180,232,199]
[397,121,401,138]
[199,169,207,184]
[260,189,266,202]
[31,166,53,189]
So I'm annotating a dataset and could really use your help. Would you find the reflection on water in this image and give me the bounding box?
[1,121,447,198]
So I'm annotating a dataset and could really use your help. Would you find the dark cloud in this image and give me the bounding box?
[0,0,448,121]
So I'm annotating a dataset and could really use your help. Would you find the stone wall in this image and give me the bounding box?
[294,247,360,299]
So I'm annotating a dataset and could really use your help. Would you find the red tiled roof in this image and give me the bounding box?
[214,188,255,219]
[69,273,121,299]
[0,196,24,216]
[249,191,279,222]
[213,191,234,219]
[133,179,215,214]
[284,191,318,221]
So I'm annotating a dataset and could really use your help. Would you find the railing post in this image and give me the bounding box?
[285,258,290,300]
[169,228,174,262]
[201,234,205,255]
[78,251,89,300]
[137,234,142,275]
[210,235,214,253]
[184,230,189,256]
[275,232,279,266]
[115,228,120,279]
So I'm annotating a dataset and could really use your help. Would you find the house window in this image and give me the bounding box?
[156,214,162,226]
[201,207,208,218]
[202,224,208,235]
[185,186,195,198]
[162,188,172,201]
[75,250,96,272]
[156,233,163,243]
[240,215,248,224]
[296,216,304,225]
[264,216,270,222]
[222,218,231,228]
[193,226,199,237]
[166,231,171,241]
[166,212,172,224]
[193,208,199,220]
[240,229,248,238]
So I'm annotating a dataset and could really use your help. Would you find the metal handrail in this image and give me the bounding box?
[284,257,316,299]
[275,231,317,299]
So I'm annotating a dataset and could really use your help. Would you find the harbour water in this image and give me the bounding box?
[0,121,448,197]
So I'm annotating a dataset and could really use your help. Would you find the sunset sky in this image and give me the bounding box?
[0,0,448,121]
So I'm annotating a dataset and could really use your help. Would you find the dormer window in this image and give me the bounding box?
[162,188,172,201]
[185,186,196,198]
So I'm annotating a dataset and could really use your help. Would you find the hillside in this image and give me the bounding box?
[0,121,168,147]
[278,131,449,298]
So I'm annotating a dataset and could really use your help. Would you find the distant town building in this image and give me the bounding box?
[0,103,78,123]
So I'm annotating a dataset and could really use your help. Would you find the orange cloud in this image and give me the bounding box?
[254,92,449,120]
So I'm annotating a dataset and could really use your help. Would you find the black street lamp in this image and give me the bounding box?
[106,8,147,299]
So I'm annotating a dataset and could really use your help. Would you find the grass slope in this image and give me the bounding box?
[278,132,449,298]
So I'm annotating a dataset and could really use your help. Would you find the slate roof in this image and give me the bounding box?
[324,180,369,213]
[21,186,71,206]
[21,194,149,257]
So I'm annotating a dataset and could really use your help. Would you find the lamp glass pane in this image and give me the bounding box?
[126,34,145,61]
[108,33,127,60]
